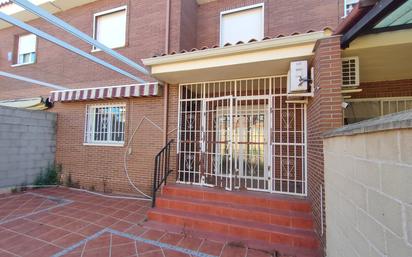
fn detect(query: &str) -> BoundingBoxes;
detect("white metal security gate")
[177,76,307,196]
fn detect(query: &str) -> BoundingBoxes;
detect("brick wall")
[0,0,169,100]
[196,0,343,48]
[324,114,412,257]
[53,96,166,196]
[352,79,412,99]
[0,106,56,188]
[307,36,343,253]
[0,0,345,101]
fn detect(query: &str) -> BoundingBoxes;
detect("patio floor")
[0,188,274,257]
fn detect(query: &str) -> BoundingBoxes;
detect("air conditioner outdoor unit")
[287,60,308,93]
[342,57,360,87]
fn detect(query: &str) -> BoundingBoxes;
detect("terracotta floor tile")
[38,228,71,242]
[246,248,273,257]
[141,229,166,241]
[198,239,225,256]
[0,249,17,257]
[135,242,161,254]
[109,220,135,232]
[84,234,111,251]
[53,233,85,248]
[111,234,134,246]
[22,243,63,257]
[220,244,248,257]
[82,247,110,257]
[159,232,184,245]
[111,242,137,256]
[77,224,104,237]
[139,249,164,257]
[177,236,203,251]
[7,237,46,256]
[125,225,147,237]
[162,249,191,257]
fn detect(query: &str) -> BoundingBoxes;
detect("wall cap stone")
[323,109,412,138]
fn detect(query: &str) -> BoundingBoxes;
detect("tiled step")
[157,196,314,230]
[144,221,322,257]
[163,184,311,213]
[147,207,319,249]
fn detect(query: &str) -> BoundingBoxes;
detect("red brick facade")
[353,79,412,99]
[307,36,343,252]
[0,1,353,254]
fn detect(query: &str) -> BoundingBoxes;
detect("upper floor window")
[220,4,264,46]
[84,104,126,145]
[344,0,359,16]
[93,6,127,50]
[17,34,37,65]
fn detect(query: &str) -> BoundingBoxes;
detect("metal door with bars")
[177,76,307,196]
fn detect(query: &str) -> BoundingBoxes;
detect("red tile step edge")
[163,184,311,213]
[147,207,319,250]
[144,221,322,257]
[156,196,314,230]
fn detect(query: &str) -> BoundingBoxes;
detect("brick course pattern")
[353,79,412,99]
[0,0,345,100]
[307,36,344,254]
[53,96,164,196]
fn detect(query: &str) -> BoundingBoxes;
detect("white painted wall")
[324,128,412,257]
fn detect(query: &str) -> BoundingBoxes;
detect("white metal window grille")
[220,4,264,46]
[84,104,126,145]
[177,76,307,196]
[342,57,359,87]
[17,34,37,65]
[345,97,412,124]
[93,6,127,50]
[344,0,359,16]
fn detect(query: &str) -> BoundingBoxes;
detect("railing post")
[152,140,174,208]
[152,155,158,208]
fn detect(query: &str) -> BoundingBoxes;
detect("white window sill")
[91,45,126,53]
[11,62,35,67]
[83,142,125,147]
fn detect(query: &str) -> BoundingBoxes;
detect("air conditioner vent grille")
[342,57,359,87]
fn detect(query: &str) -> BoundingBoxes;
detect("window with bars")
[84,104,126,145]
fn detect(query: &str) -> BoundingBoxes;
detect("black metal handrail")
[152,139,174,207]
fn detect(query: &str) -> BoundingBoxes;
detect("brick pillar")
[307,36,343,254]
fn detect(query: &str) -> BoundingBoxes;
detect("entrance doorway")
[177,76,307,196]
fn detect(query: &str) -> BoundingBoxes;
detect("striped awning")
[50,83,161,102]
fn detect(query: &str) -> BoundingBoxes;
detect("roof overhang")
[343,28,412,82]
[0,0,98,30]
[340,0,410,48]
[142,31,331,84]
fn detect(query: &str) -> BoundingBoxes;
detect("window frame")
[83,103,127,147]
[344,0,359,17]
[219,3,265,47]
[92,5,128,52]
[12,33,37,67]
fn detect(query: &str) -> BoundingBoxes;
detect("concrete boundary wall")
[0,106,56,188]
[324,110,412,257]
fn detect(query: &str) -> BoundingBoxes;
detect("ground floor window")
[344,97,412,124]
[84,103,126,145]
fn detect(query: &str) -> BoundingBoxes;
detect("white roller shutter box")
[95,8,127,49]
[221,5,263,46]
